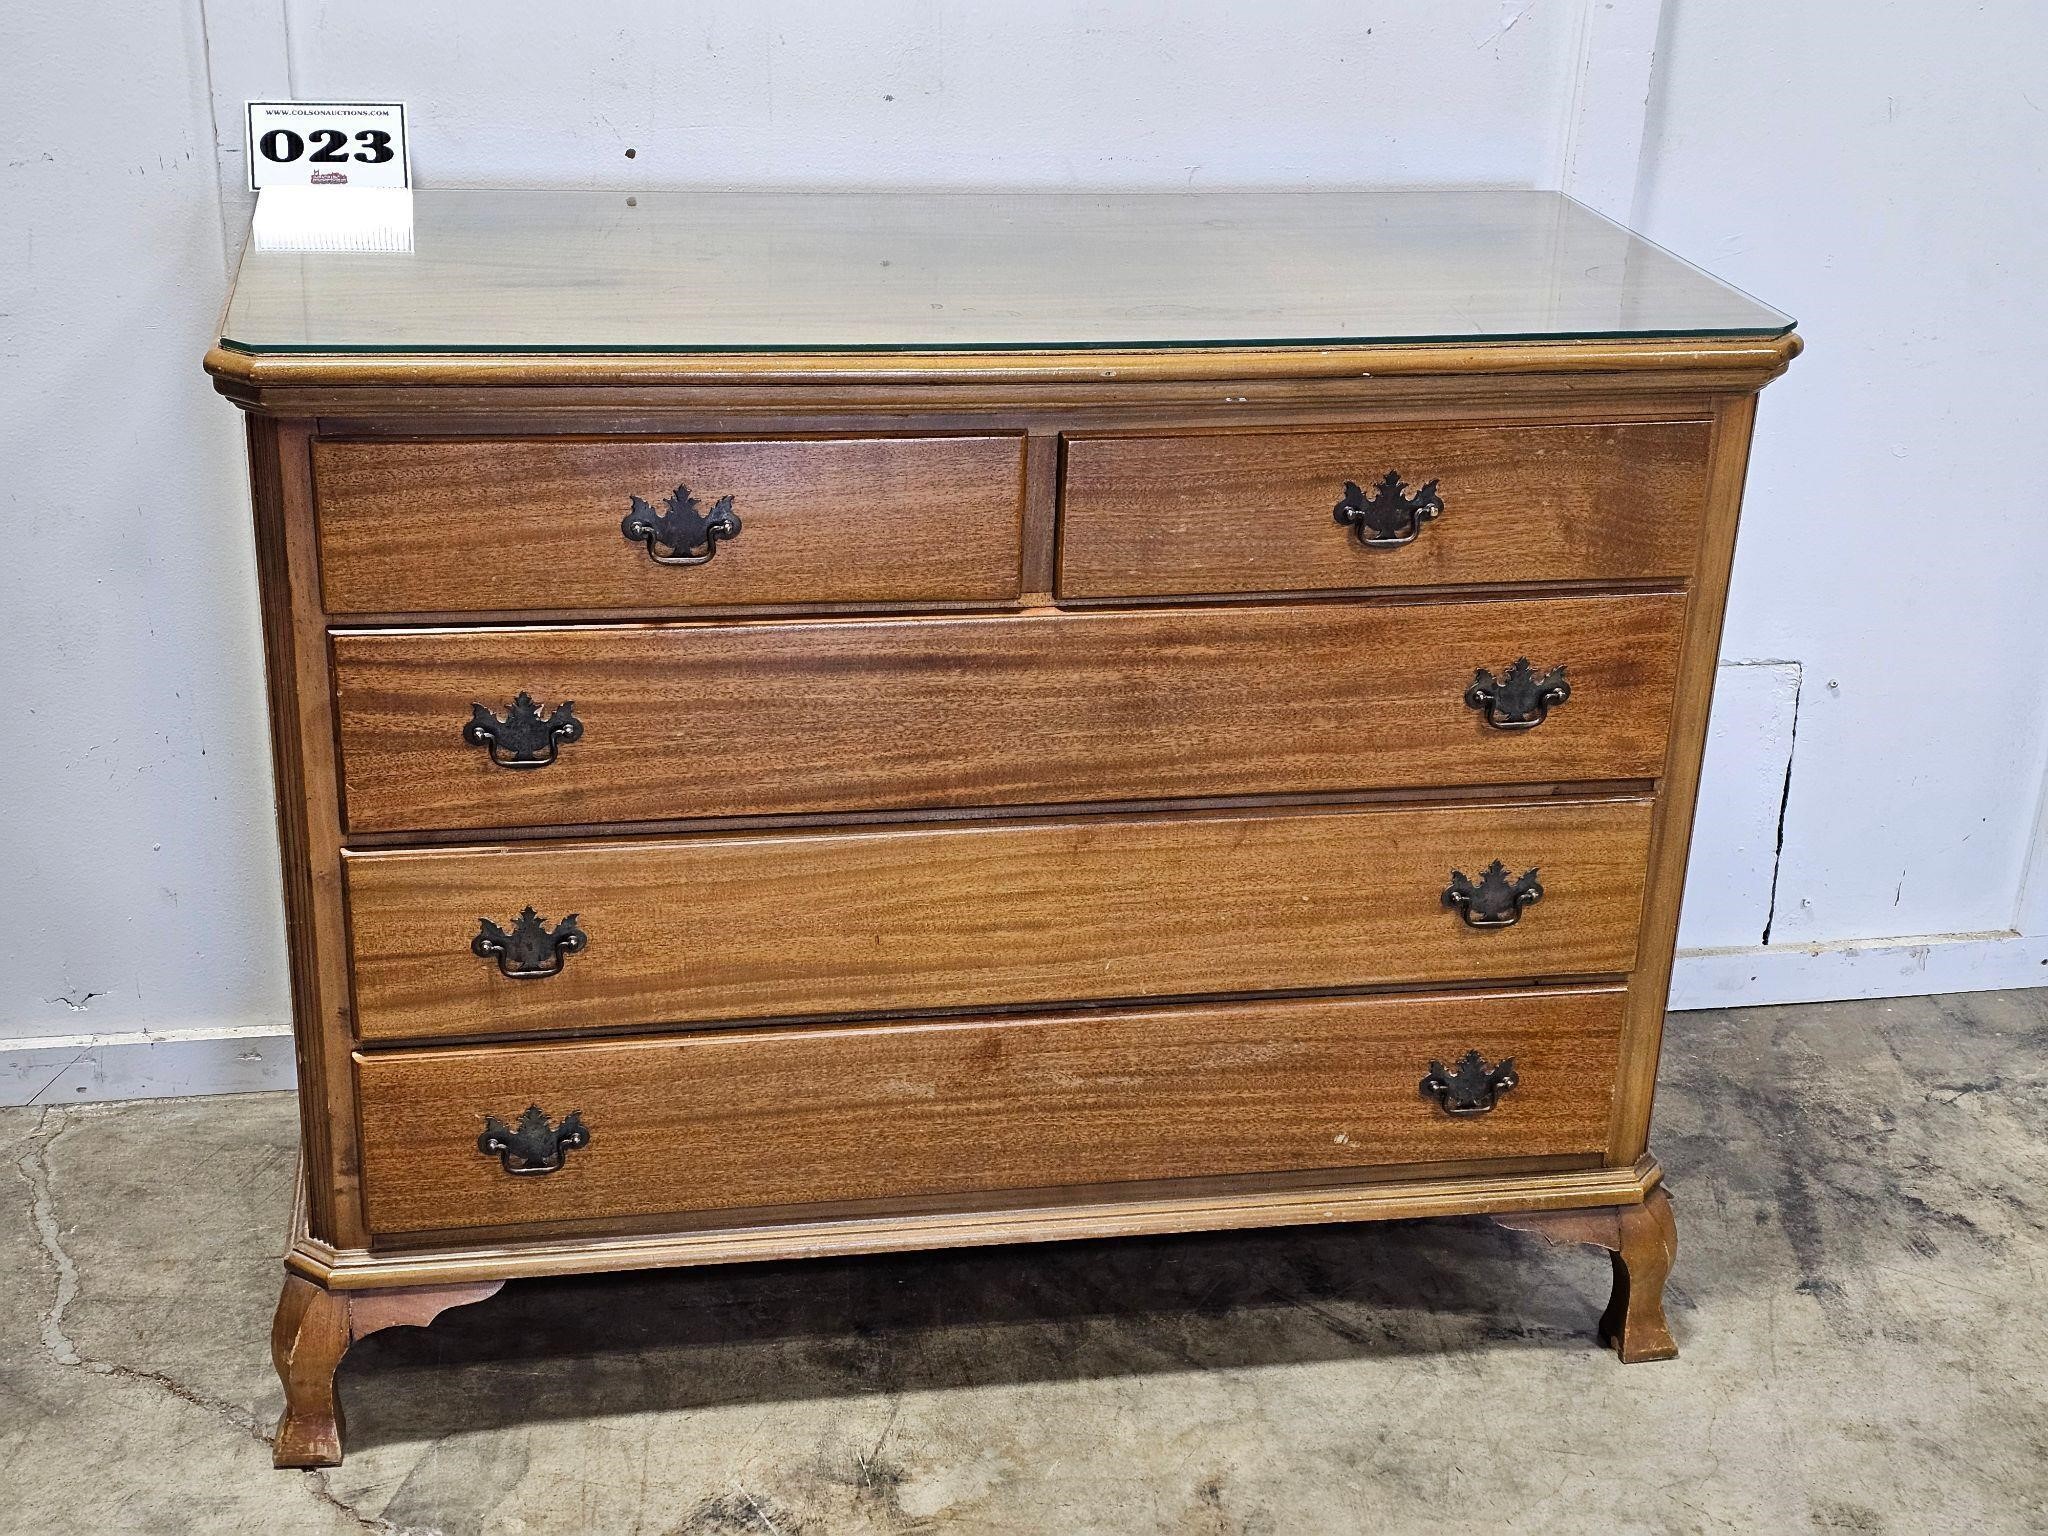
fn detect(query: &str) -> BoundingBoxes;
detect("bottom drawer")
[355,986,1626,1236]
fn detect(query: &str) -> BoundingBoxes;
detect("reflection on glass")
[220,189,1792,355]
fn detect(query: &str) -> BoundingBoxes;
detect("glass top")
[219,188,1791,355]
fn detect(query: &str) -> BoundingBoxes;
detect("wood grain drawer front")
[1057,421,1712,597]
[332,594,1685,833]
[343,798,1652,1042]
[354,986,1628,1235]
[311,436,1026,614]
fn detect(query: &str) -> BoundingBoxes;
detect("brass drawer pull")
[1333,470,1443,548]
[1443,861,1543,929]
[1420,1050,1519,1116]
[478,1105,590,1175]
[472,906,587,979]
[1466,659,1571,731]
[621,483,742,566]
[463,692,583,769]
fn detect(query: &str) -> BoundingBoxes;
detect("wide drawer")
[311,435,1026,614]
[354,986,1628,1235]
[343,798,1653,1042]
[1057,420,1711,597]
[332,594,1686,833]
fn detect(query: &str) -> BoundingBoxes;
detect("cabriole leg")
[271,1273,350,1468]
[270,1271,505,1467]
[1495,1184,1679,1362]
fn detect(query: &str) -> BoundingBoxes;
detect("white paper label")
[245,102,409,190]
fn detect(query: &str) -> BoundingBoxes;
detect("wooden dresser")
[206,189,1797,1466]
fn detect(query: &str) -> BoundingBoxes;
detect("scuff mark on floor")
[678,1486,809,1534]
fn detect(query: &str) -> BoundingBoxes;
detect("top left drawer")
[310,436,1027,615]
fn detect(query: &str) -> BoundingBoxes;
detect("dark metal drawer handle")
[472,907,587,979]
[1466,659,1571,731]
[1420,1050,1519,1116]
[1333,470,1443,548]
[463,693,583,769]
[621,483,741,566]
[1443,861,1543,929]
[478,1105,589,1176]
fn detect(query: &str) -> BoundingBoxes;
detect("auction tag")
[245,102,409,190]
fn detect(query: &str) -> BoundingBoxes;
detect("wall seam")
[280,0,298,95]
[193,0,235,274]
[1553,0,1666,218]
[1552,0,1599,193]
[1628,0,1683,227]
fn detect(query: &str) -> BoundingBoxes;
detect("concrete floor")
[3,992,2044,1535]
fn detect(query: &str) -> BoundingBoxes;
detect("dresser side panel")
[246,416,367,1247]
[1611,392,1762,1163]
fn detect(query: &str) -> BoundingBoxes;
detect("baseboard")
[6,932,2045,1104]
[1669,929,2048,1009]
[0,1023,296,1107]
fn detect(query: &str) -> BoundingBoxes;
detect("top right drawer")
[1057,420,1712,598]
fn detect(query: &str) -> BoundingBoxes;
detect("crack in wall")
[1759,665,1806,946]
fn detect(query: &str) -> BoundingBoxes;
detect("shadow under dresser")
[204,187,1799,1466]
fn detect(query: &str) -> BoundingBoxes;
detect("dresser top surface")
[217,188,1790,357]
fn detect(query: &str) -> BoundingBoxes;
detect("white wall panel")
[7,0,2048,1098]
[278,0,1579,189]
[1,0,290,1050]
[1636,0,2048,946]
